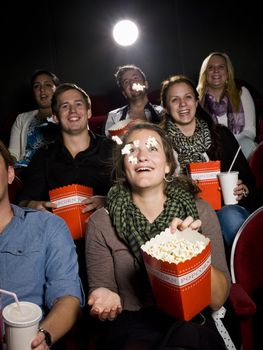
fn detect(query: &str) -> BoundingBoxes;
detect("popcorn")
[133,140,140,148]
[121,143,133,155]
[145,136,158,149]
[141,227,209,264]
[112,135,123,145]
[121,140,140,155]
[144,237,206,264]
[132,83,145,92]
[128,155,138,164]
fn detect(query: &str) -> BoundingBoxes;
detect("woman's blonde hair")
[197,52,241,112]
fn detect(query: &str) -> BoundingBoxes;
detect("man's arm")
[17,147,50,206]
[31,214,84,349]
[31,296,81,348]
[19,200,57,211]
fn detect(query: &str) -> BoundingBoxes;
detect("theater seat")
[89,115,107,135]
[249,141,263,189]
[229,206,263,350]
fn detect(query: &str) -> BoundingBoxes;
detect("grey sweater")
[85,199,231,311]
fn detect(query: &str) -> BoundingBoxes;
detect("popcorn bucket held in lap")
[49,184,93,240]
[141,228,211,321]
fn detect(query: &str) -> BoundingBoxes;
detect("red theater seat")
[229,206,263,350]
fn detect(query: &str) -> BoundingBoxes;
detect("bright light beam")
[113,20,139,46]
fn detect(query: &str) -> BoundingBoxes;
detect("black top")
[208,125,257,211]
[18,131,114,202]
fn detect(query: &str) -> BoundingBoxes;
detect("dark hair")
[160,75,223,160]
[114,64,146,88]
[112,122,199,195]
[31,69,60,88]
[51,83,91,116]
[0,140,15,169]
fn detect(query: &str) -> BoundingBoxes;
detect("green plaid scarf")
[107,182,199,262]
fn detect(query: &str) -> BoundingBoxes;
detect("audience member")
[104,64,163,135]
[0,140,83,349]
[8,69,60,171]
[18,83,113,211]
[160,75,257,247]
[86,123,231,350]
[197,52,257,159]
[17,83,114,293]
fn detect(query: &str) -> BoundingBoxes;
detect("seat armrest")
[228,283,256,316]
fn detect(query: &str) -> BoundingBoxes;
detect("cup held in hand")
[3,301,42,350]
[218,171,239,205]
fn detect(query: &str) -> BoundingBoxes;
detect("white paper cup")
[3,301,42,350]
[218,171,239,205]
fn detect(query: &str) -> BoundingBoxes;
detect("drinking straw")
[0,289,21,311]
[228,145,241,172]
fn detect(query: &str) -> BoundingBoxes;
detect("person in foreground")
[0,140,83,349]
[160,75,257,247]
[85,123,231,349]
[104,64,163,135]
[197,52,257,159]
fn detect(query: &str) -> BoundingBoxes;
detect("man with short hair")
[0,140,83,349]
[17,83,114,294]
[104,64,163,136]
[18,83,113,211]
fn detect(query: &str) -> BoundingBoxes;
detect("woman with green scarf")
[85,123,231,349]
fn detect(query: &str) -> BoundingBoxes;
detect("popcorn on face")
[145,136,158,149]
[122,140,140,163]
[132,83,145,92]
[121,140,140,155]
[128,155,138,164]
[121,143,133,155]
[112,135,123,145]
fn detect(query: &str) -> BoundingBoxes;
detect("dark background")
[1,0,263,141]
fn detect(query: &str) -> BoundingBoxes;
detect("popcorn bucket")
[49,184,93,240]
[141,229,211,321]
[108,119,131,136]
[187,161,221,210]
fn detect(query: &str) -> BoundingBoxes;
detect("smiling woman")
[85,122,232,349]
[8,69,60,170]
[112,19,139,46]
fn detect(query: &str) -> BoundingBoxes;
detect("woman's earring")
[164,173,174,183]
